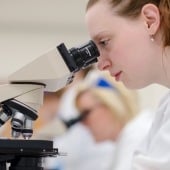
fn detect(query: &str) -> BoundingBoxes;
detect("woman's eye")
[99,40,109,46]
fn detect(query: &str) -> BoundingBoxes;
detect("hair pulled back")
[86,0,170,46]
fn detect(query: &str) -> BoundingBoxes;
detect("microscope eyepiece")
[69,40,100,69]
[57,40,100,72]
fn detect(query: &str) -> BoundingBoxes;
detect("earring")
[150,35,155,42]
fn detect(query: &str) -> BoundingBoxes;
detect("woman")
[85,0,170,169]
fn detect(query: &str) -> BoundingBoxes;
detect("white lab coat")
[132,92,170,170]
[113,110,153,170]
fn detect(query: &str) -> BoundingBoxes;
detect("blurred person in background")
[45,70,139,170]
[75,70,138,143]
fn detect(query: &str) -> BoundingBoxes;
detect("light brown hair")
[86,0,170,46]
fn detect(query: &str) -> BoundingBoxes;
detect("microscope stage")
[0,139,58,157]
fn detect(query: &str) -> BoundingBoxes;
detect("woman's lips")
[113,71,122,81]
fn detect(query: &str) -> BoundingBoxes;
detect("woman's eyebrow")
[92,31,110,41]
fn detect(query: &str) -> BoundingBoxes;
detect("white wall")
[0,0,89,60]
[0,0,168,112]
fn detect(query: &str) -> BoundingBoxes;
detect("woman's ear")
[141,3,161,35]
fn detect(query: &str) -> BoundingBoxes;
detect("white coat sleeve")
[132,92,170,170]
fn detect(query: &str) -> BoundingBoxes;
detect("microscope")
[0,40,99,170]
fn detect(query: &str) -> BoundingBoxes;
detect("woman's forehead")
[85,1,116,38]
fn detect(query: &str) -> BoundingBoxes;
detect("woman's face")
[77,90,123,142]
[85,1,163,89]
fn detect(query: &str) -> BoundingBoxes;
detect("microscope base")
[0,139,58,170]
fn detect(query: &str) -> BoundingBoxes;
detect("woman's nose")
[97,57,111,71]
